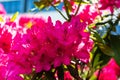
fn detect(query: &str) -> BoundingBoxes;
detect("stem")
[86,46,99,80]
[96,3,103,20]
[51,4,68,21]
[74,0,82,16]
[57,65,64,80]
[63,0,71,21]
[75,59,83,80]
[48,0,68,21]
[80,62,85,75]
[97,69,102,80]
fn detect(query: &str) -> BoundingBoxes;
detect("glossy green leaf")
[99,51,111,67]
[92,47,111,68]
[110,34,120,65]
[90,75,97,80]
[64,0,73,12]
[97,43,114,56]
[92,53,101,68]
[90,30,104,43]
[73,0,88,4]
[91,30,114,56]
[34,0,53,10]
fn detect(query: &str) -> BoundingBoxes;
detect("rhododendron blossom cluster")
[0,0,120,80]
[97,59,120,80]
[0,15,92,79]
[99,0,120,13]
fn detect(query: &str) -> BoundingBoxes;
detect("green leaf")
[99,51,111,67]
[90,29,114,56]
[92,47,111,68]
[73,0,88,4]
[34,0,53,10]
[10,12,19,22]
[110,34,120,65]
[64,0,73,12]
[92,53,101,68]
[97,43,114,56]
[90,30,104,43]
[89,75,97,80]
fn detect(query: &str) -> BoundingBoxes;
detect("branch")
[74,0,82,16]
[63,0,71,21]
[48,0,68,21]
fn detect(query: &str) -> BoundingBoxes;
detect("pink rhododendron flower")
[99,0,120,13]
[0,18,25,79]
[69,16,93,63]
[9,32,33,74]
[53,15,93,65]
[79,5,98,24]
[6,75,24,80]
[12,17,53,72]
[0,48,8,80]
[0,14,36,79]
[96,58,120,80]
[0,28,12,53]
